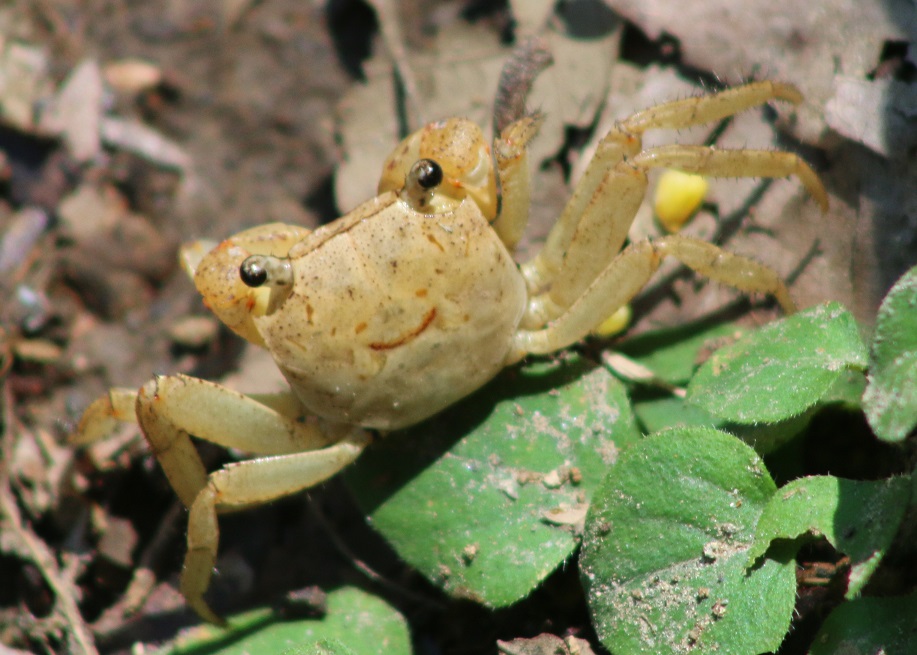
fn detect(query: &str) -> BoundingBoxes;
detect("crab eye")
[240,258,267,287]
[413,159,443,189]
[240,255,292,288]
[401,159,444,210]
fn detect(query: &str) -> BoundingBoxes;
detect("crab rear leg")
[76,376,348,506]
[522,141,827,328]
[619,80,804,133]
[135,375,357,504]
[512,233,795,359]
[73,388,141,445]
[632,146,828,211]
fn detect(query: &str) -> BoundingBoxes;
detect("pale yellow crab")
[74,80,828,624]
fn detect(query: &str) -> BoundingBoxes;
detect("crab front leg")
[512,233,796,359]
[75,376,371,625]
[519,81,828,311]
[181,429,370,625]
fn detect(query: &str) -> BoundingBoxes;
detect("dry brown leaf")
[498,634,598,655]
[0,37,53,131]
[600,0,911,144]
[39,59,104,161]
[99,116,191,171]
[825,76,917,160]
[103,58,163,95]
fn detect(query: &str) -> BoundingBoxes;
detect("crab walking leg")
[183,434,370,625]
[134,374,348,508]
[521,130,641,294]
[511,234,794,359]
[522,145,827,328]
[619,81,803,133]
[520,81,812,293]
[520,162,648,328]
[632,146,829,212]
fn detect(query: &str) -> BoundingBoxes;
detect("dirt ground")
[1,1,915,653]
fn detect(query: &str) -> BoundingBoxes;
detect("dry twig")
[0,382,98,655]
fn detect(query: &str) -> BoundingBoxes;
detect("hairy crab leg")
[520,143,827,329]
[511,233,796,360]
[519,81,824,299]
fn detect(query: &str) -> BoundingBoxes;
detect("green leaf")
[617,319,747,386]
[346,354,640,607]
[748,475,911,596]
[298,640,357,655]
[580,428,795,655]
[632,393,722,434]
[863,265,917,441]
[820,368,867,409]
[167,587,411,655]
[686,302,868,423]
[808,591,917,655]
[632,393,812,454]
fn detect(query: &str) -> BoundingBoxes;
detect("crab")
[74,80,828,624]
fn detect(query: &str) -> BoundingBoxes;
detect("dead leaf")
[825,75,917,160]
[498,634,598,655]
[600,0,911,144]
[0,37,53,131]
[103,58,163,95]
[99,116,191,171]
[39,59,104,161]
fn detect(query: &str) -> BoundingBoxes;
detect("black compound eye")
[240,257,268,287]
[414,159,443,189]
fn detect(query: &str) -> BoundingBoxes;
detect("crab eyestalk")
[182,223,310,348]
[240,254,294,289]
[378,117,498,219]
[239,254,295,316]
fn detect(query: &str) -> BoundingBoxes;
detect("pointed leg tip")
[189,597,228,628]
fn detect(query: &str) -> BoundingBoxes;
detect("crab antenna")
[240,255,293,288]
